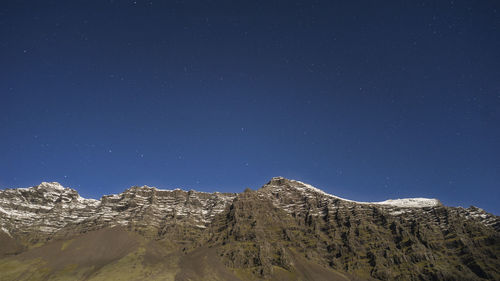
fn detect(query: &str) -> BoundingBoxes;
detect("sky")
[1,0,499,214]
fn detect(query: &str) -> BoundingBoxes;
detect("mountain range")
[0,177,498,281]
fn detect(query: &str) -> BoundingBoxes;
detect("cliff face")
[0,182,235,243]
[0,178,498,281]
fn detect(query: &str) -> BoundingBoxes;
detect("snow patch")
[1,227,11,237]
[290,179,359,203]
[0,206,12,216]
[389,210,406,216]
[372,198,440,208]
[39,182,66,191]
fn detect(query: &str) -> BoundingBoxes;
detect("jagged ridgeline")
[0,178,499,281]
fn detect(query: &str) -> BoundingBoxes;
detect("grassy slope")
[0,227,178,281]
[0,225,357,281]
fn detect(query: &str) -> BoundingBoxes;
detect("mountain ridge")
[1,177,443,209]
[0,177,499,280]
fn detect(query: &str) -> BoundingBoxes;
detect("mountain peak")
[1,179,499,280]
[265,177,442,208]
[267,176,291,185]
[37,182,66,191]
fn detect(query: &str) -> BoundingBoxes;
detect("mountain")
[0,177,498,281]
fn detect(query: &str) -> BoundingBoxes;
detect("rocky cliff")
[0,178,498,280]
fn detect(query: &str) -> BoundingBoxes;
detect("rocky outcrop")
[0,182,235,244]
[251,178,500,280]
[0,178,498,280]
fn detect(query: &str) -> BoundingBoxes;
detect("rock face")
[0,182,235,244]
[0,178,499,281]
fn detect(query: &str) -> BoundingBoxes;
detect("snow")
[1,227,11,237]
[286,178,440,208]
[76,196,100,207]
[0,206,38,219]
[290,179,359,203]
[0,179,445,238]
[389,210,405,216]
[39,182,66,191]
[38,226,57,233]
[372,198,440,208]
[0,206,11,216]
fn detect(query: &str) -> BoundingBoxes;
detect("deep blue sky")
[1,1,499,214]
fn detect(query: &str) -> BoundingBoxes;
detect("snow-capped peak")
[38,182,66,191]
[278,178,440,208]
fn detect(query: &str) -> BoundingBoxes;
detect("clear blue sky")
[1,1,499,214]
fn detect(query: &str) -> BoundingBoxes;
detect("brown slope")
[21,226,139,270]
[175,247,243,281]
[0,231,24,257]
[0,226,179,281]
[202,188,372,281]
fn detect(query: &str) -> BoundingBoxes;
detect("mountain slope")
[0,178,498,280]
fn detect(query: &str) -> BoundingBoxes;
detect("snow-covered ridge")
[0,182,237,236]
[0,179,497,238]
[372,198,440,208]
[282,178,440,208]
[9,182,100,205]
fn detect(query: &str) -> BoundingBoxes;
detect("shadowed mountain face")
[0,178,499,281]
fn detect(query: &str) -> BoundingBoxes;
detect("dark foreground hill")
[0,177,499,281]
